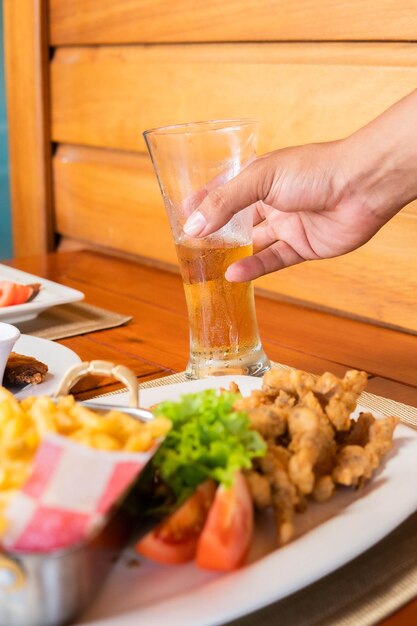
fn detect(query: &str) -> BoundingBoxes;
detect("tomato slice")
[135,480,216,565]
[196,472,253,571]
[0,281,33,307]
[0,282,17,307]
[11,283,33,305]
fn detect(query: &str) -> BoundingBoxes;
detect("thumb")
[183,159,267,237]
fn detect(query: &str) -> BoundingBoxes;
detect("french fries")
[0,387,171,535]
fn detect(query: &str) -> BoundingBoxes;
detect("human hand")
[183,142,378,281]
[183,91,417,282]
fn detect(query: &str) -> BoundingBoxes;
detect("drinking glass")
[144,119,270,378]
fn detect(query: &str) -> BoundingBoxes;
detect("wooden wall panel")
[4,0,54,256]
[7,1,417,333]
[51,44,417,153]
[49,0,417,44]
[53,145,174,262]
[53,144,417,333]
[257,212,417,333]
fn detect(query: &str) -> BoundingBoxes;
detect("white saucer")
[0,264,84,323]
[7,334,81,399]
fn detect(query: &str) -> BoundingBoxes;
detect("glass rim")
[143,118,259,137]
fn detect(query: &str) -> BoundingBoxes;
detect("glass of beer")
[144,119,270,379]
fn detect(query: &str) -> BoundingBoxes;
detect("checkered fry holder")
[2,434,157,553]
[1,360,159,554]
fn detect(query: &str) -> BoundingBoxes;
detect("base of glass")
[185,344,271,379]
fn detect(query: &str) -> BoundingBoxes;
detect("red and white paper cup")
[2,434,158,553]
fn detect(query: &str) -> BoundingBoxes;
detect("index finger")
[183,159,267,237]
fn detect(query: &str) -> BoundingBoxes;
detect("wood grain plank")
[7,251,417,386]
[53,145,417,333]
[366,378,417,408]
[256,211,417,333]
[380,599,417,626]
[53,145,173,263]
[55,334,167,395]
[56,334,166,375]
[257,295,417,387]
[3,0,54,256]
[51,43,417,153]
[49,0,417,44]
[72,370,175,401]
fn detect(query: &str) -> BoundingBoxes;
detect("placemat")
[138,363,417,431]
[135,364,417,626]
[16,302,132,340]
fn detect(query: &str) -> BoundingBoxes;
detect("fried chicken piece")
[259,443,292,473]
[337,412,376,447]
[314,370,368,431]
[287,404,336,495]
[220,381,241,395]
[257,445,302,545]
[262,368,315,399]
[274,390,296,409]
[233,389,272,412]
[4,352,48,386]
[332,445,373,486]
[243,367,399,547]
[344,369,369,395]
[332,416,398,487]
[365,416,399,470]
[299,389,328,418]
[245,470,272,508]
[313,475,335,502]
[276,517,295,546]
[247,404,288,440]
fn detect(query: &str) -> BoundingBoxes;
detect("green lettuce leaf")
[152,389,266,502]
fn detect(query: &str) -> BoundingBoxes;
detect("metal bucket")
[0,360,155,626]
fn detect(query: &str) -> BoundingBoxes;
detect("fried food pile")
[235,368,398,545]
[0,388,171,534]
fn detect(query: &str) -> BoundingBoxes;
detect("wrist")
[336,92,417,224]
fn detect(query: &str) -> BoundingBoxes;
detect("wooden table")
[7,249,417,625]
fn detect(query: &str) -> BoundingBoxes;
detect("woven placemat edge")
[94,361,417,428]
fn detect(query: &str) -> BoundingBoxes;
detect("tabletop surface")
[6,249,417,626]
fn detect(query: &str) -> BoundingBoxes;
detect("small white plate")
[79,376,417,626]
[7,334,81,399]
[0,264,84,323]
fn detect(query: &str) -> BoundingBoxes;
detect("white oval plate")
[78,376,417,626]
[0,264,84,323]
[8,334,81,398]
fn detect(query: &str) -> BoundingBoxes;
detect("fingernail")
[183,211,207,237]
[225,265,239,282]
[225,267,235,282]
